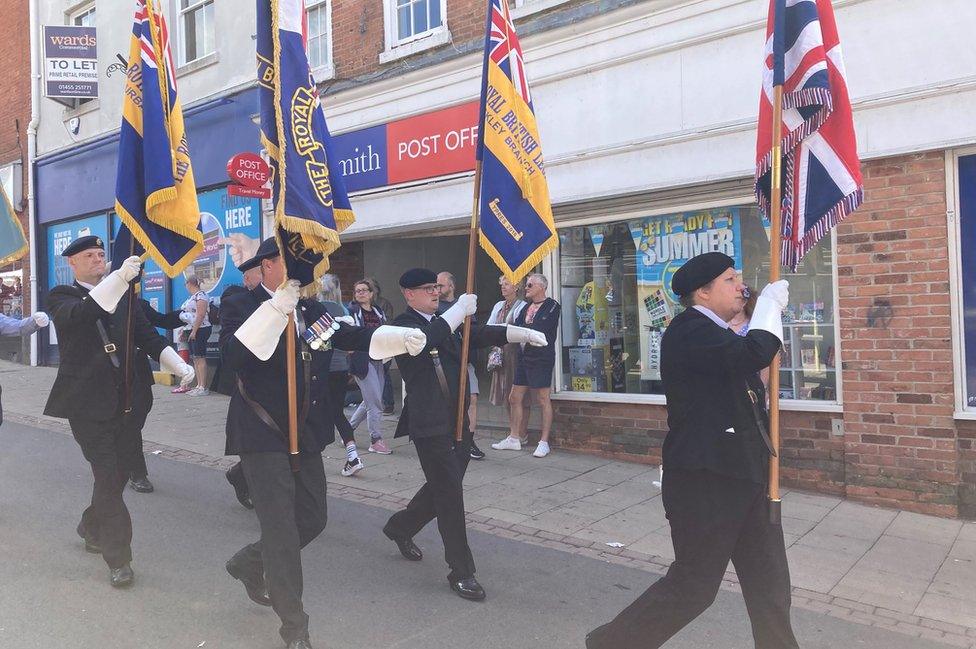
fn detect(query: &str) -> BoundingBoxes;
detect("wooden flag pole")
[454,160,484,443]
[286,311,300,472]
[767,83,785,524]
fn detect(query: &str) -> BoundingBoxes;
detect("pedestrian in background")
[486,275,526,443]
[348,278,391,454]
[492,273,559,458]
[174,276,211,396]
[368,277,397,415]
[319,274,365,476]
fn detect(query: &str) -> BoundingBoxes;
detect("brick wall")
[837,151,958,517]
[0,0,31,314]
[551,151,976,519]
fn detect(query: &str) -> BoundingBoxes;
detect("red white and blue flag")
[756,0,862,271]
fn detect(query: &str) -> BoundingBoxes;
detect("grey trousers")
[228,452,328,645]
[350,361,385,441]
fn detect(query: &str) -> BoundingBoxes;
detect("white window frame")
[69,2,97,27]
[178,0,215,66]
[305,0,335,81]
[946,146,976,419]
[379,0,451,65]
[544,195,844,413]
[511,0,571,20]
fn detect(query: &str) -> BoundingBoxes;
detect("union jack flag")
[488,0,530,105]
[755,0,862,271]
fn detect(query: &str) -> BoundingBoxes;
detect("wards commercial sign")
[331,101,479,193]
[44,26,98,100]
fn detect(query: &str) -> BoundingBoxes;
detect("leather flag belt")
[430,349,451,401]
[95,320,121,369]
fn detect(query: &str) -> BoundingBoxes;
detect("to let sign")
[227,152,272,199]
[43,26,98,100]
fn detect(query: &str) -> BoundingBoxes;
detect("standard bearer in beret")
[44,238,195,588]
[381,267,548,601]
[587,254,800,649]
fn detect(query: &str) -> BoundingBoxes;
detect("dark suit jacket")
[140,299,185,330]
[392,307,507,440]
[514,297,560,368]
[219,286,373,455]
[660,307,781,484]
[44,282,169,421]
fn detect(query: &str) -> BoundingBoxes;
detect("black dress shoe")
[129,476,154,493]
[382,524,423,561]
[469,442,486,460]
[448,575,486,601]
[110,564,134,588]
[226,469,254,509]
[225,560,271,606]
[287,639,313,649]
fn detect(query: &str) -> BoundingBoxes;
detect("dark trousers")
[385,434,475,578]
[586,468,799,649]
[228,452,328,645]
[328,371,355,446]
[70,408,148,569]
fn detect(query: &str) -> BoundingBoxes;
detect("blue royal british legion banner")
[257,0,354,294]
[115,0,202,277]
[476,0,556,283]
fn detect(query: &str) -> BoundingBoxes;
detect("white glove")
[335,315,355,326]
[88,257,141,313]
[32,312,50,328]
[369,325,428,360]
[441,293,477,332]
[270,279,300,316]
[507,325,547,347]
[117,255,142,282]
[234,301,289,361]
[179,311,194,324]
[749,280,790,344]
[759,280,789,311]
[159,346,195,387]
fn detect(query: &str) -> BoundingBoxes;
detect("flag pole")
[454,160,483,443]
[767,83,784,525]
[122,236,136,414]
[286,309,300,472]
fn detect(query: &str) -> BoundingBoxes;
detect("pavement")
[2,359,975,648]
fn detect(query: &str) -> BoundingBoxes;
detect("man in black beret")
[587,253,799,649]
[218,240,427,649]
[44,235,195,588]
[380,268,547,600]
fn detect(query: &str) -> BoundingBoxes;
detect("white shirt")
[693,305,730,329]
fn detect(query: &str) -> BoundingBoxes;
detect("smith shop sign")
[43,26,98,100]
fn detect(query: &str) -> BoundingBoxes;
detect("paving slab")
[831,566,931,613]
[887,511,964,546]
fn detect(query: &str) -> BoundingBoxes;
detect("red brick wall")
[838,151,958,517]
[0,0,31,313]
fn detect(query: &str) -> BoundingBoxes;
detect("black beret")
[671,252,735,297]
[61,235,105,257]
[237,237,280,272]
[399,267,437,289]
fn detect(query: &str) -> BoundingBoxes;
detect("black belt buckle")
[104,343,117,354]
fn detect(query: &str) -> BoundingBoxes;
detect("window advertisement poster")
[170,186,262,310]
[47,215,109,291]
[958,154,976,407]
[628,207,742,380]
[43,26,98,100]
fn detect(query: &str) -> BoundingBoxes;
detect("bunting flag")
[476,0,556,283]
[755,0,863,271]
[115,0,202,277]
[257,0,355,294]
[0,184,28,267]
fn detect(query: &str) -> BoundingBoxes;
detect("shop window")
[305,0,333,75]
[955,152,976,411]
[180,0,215,64]
[556,204,837,401]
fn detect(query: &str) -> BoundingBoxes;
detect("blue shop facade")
[35,88,265,365]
